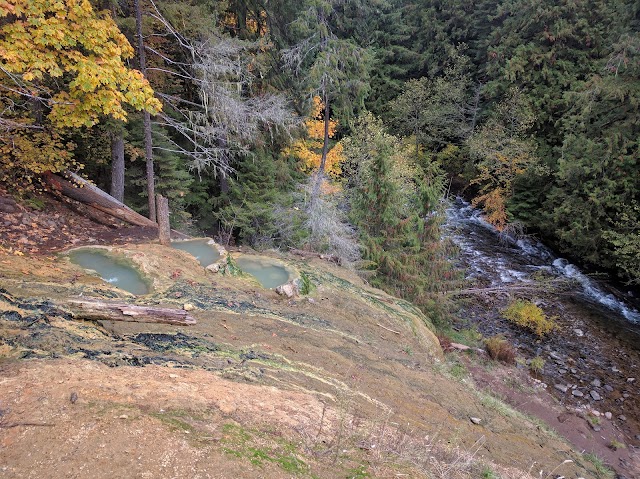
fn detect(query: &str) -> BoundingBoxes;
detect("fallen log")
[55,194,122,228]
[43,171,157,227]
[443,283,568,296]
[63,298,196,325]
[288,248,341,264]
[42,170,190,239]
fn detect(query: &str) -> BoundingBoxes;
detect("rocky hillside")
[0,226,607,479]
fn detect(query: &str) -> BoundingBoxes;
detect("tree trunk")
[236,1,248,39]
[135,0,156,222]
[219,134,230,194]
[319,93,330,175]
[144,111,156,222]
[311,93,331,206]
[64,298,196,325]
[156,194,170,245]
[110,129,125,202]
[63,199,122,228]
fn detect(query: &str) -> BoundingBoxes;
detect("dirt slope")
[0,236,605,479]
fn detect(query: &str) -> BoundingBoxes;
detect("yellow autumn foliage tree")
[467,88,536,231]
[285,96,344,179]
[0,0,161,180]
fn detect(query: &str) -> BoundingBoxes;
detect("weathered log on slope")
[289,248,341,264]
[64,298,196,325]
[42,170,191,239]
[54,193,122,228]
[43,171,157,228]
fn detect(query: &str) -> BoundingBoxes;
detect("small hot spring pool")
[67,249,149,295]
[236,256,290,289]
[171,239,221,267]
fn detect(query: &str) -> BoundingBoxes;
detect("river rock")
[604,412,612,420]
[558,368,567,374]
[469,417,482,425]
[206,263,221,273]
[627,377,636,383]
[571,368,577,374]
[573,329,584,337]
[589,390,602,401]
[618,415,627,421]
[604,384,613,392]
[572,390,584,397]
[612,366,620,373]
[554,384,569,393]
[549,351,562,361]
[276,282,298,298]
[590,378,601,387]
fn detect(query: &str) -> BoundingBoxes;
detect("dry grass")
[485,335,516,364]
[291,388,551,479]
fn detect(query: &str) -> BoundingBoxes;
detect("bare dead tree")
[299,176,361,266]
[145,0,297,179]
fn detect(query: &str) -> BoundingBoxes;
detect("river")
[445,197,640,447]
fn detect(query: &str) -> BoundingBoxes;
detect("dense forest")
[1,0,638,307]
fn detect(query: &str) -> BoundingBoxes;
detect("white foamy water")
[445,198,640,324]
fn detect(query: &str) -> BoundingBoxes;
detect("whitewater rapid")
[445,198,640,324]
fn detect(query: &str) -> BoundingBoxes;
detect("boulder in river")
[554,384,569,393]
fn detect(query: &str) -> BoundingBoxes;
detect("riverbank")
[446,198,640,477]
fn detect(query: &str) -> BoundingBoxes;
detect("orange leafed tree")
[285,96,344,179]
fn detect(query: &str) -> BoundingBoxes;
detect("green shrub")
[502,300,556,336]
[583,453,615,478]
[224,255,242,276]
[298,271,313,295]
[529,356,545,373]
[608,439,626,451]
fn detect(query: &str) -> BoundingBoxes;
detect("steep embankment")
[0,232,605,479]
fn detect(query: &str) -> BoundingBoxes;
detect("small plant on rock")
[588,415,601,426]
[480,466,499,479]
[502,300,556,336]
[485,335,516,364]
[529,356,545,373]
[608,439,626,451]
